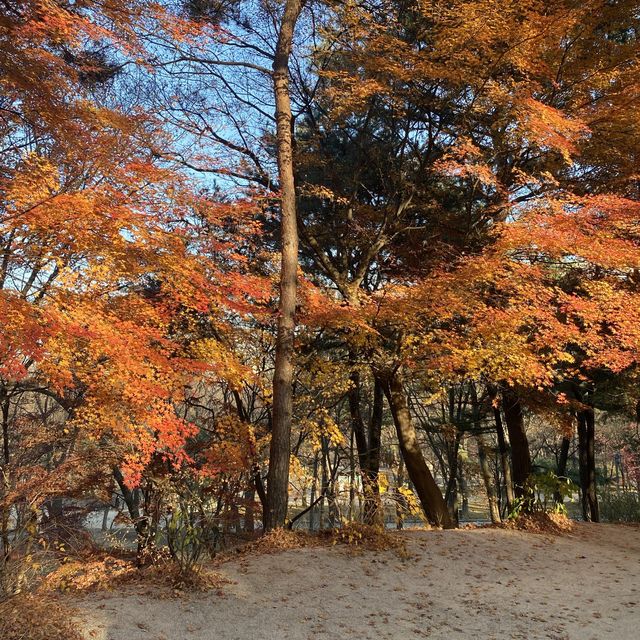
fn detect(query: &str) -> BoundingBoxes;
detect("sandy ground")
[75,523,640,640]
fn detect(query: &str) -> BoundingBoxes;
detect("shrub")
[166,502,209,575]
[508,471,578,519]
[599,491,640,523]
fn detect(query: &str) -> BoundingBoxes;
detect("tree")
[0,0,268,580]
[308,0,640,521]
[264,0,307,531]
[138,0,311,530]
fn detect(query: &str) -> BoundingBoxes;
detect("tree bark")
[244,488,255,533]
[1,390,10,568]
[380,370,454,529]
[501,387,532,500]
[113,467,151,566]
[309,450,319,531]
[395,455,406,529]
[554,435,571,504]
[577,409,599,522]
[264,0,305,531]
[348,425,355,521]
[459,464,469,519]
[477,435,501,523]
[101,503,110,531]
[492,396,515,512]
[319,438,328,529]
[349,369,384,525]
[1,391,8,467]
[444,435,460,526]
[327,441,339,527]
[367,378,383,522]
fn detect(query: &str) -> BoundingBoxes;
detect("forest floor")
[72,523,639,640]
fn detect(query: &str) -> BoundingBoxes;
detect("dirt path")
[76,523,640,640]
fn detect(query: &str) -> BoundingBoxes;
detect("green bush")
[599,491,640,523]
[508,471,578,519]
[165,503,207,575]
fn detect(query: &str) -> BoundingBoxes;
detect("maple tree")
[0,0,269,582]
[287,0,640,524]
[134,0,311,530]
[3,1,640,614]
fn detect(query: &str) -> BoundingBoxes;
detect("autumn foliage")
[2,0,640,609]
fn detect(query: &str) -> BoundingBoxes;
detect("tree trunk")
[477,435,501,523]
[348,370,374,516]
[444,436,460,526]
[459,462,469,519]
[493,401,515,512]
[264,0,305,531]
[554,435,571,504]
[367,378,383,523]
[244,487,255,533]
[1,391,10,569]
[327,443,339,527]
[395,455,406,529]
[101,503,110,531]
[43,497,66,542]
[501,387,532,500]
[1,391,8,468]
[584,408,598,522]
[319,438,328,529]
[231,389,267,518]
[113,467,151,566]
[349,369,383,525]
[309,451,319,531]
[380,370,454,529]
[577,409,599,522]
[348,425,355,521]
